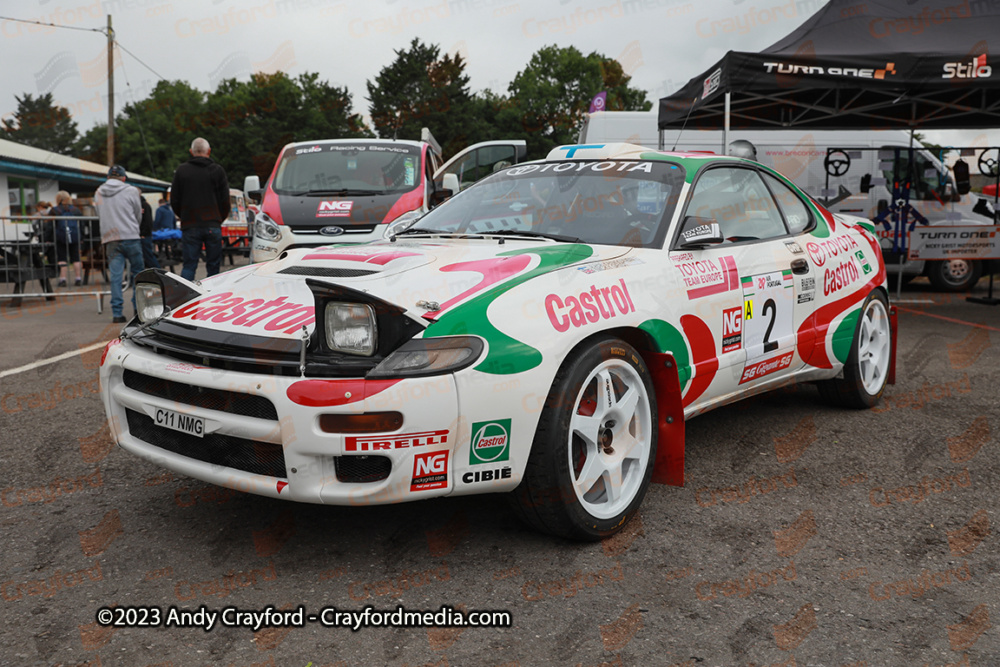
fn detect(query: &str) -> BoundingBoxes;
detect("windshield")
[410,160,686,248]
[272,143,422,196]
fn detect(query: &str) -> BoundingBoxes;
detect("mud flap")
[888,305,898,385]
[644,351,685,486]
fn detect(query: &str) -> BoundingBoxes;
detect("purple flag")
[588,91,607,113]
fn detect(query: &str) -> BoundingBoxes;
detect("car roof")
[286,138,425,150]
[545,142,750,164]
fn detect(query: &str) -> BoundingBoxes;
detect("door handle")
[791,258,809,275]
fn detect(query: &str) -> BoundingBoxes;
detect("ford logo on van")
[319,226,345,236]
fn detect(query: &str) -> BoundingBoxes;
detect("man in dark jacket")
[171,137,230,280]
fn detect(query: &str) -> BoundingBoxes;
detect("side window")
[685,168,787,244]
[443,145,517,190]
[761,172,812,234]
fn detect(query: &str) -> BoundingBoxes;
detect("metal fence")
[0,214,191,313]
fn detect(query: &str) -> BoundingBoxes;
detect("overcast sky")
[0,0,992,153]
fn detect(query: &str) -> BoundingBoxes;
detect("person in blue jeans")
[170,137,230,281]
[96,165,145,323]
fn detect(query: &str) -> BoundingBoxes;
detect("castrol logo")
[171,292,314,335]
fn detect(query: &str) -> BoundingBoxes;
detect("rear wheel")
[508,338,657,540]
[927,259,981,292]
[818,291,891,409]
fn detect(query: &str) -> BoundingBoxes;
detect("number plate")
[154,408,205,437]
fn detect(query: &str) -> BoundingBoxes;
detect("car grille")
[278,267,378,278]
[335,455,391,483]
[123,369,278,420]
[287,224,378,235]
[125,408,286,478]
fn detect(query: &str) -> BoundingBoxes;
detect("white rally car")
[99,143,896,540]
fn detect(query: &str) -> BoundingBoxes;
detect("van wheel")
[508,337,657,540]
[927,259,981,292]
[818,291,891,409]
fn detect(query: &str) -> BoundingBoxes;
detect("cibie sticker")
[470,419,511,465]
[411,451,449,492]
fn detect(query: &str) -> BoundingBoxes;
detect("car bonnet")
[165,240,632,340]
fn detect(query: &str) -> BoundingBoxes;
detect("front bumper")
[99,338,462,506]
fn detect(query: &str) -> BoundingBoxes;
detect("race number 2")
[741,271,794,365]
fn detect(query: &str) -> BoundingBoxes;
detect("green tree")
[505,45,651,159]
[112,80,206,180]
[77,74,370,185]
[205,72,371,183]
[366,38,481,158]
[74,122,108,165]
[2,92,79,154]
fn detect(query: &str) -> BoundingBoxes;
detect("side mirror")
[430,188,453,207]
[860,173,872,194]
[243,175,262,203]
[678,216,724,248]
[442,173,460,194]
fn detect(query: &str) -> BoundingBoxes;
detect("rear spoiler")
[421,128,443,158]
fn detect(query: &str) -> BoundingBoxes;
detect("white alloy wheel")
[567,359,653,520]
[857,297,891,395]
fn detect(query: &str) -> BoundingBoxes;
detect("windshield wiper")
[396,228,460,235]
[285,188,380,197]
[478,229,582,243]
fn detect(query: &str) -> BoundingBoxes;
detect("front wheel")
[818,291,891,409]
[508,337,657,540]
[927,259,981,292]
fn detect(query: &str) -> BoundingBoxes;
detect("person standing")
[50,191,84,286]
[171,137,230,281]
[96,165,145,323]
[153,197,176,230]
[137,190,160,269]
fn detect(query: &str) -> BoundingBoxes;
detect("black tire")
[926,259,981,292]
[817,290,891,409]
[507,337,657,540]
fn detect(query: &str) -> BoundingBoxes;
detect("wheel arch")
[548,325,687,487]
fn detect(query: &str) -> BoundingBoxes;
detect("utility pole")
[106,13,114,166]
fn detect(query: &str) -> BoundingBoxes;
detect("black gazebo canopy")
[658,0,1000,131]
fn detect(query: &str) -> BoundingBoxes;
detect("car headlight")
[384,210,422,238]
[325,302,377,356]
[367,337,484,378]
[135,283,164,323]
[255,216,281,241]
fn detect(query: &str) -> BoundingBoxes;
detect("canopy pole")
[723,92,731,155]
[894,129,917,302]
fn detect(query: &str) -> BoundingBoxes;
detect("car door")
[670,166,801,409]
[434,140,528,192]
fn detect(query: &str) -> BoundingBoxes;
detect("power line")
[114,39,168,83]
[0,15,104,34]
[116,42,158,179]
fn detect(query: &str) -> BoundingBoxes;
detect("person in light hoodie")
[96,165,145,323]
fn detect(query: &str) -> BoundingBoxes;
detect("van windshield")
[272,143,422,196]
[408,160,686,248]
[880,147,951,203]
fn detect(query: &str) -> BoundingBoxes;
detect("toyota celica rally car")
[100,143,896,540]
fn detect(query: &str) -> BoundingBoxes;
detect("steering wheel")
[978,149,1000,177]
[824,150,852,177]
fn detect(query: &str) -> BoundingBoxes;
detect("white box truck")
[578,111,996,291]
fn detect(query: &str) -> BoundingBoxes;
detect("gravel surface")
[0,278,997,666]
